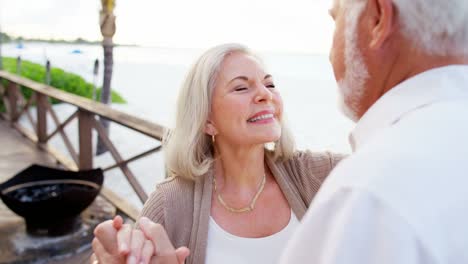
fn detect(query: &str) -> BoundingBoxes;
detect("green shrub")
[1,57,126,107]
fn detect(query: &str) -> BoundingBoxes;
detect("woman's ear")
[204,120,218,136]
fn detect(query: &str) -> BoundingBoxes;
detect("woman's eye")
[235,87,247,91]
[266,84,275,89]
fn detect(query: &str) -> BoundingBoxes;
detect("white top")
[280,65,468,264]
[205,210,299,264]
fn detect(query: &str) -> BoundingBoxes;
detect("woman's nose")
[254,84,273,103]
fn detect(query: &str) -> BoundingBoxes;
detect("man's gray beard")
[337,1,370,122]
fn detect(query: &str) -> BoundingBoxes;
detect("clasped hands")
[92,216,190,264]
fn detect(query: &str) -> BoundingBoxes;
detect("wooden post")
[0,79,4,96]
[36,93,48,143]
[92,59,99,100]
[7,82,19,123]
[16,56,21,75]
[6,56,23,123]
[45,60,51,85]
[0,25,3,70]
[78,109,93,170]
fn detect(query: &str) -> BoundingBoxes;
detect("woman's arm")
[285,150,348,205]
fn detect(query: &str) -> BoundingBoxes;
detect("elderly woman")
[92,43,345,264]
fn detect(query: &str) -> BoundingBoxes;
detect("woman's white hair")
[344,0,468,56]
[164,43,295,180]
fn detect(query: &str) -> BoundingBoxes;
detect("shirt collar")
[349,65,468,152]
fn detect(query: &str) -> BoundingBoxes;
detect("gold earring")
[212,134,215,143]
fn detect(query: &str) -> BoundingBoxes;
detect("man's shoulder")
[341,99,468,181]
[319,100,468,228]
[328,127,468,196]
[394,99,468,134]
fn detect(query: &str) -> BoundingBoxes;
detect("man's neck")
[385,52,468,97]
[358,49,468,119]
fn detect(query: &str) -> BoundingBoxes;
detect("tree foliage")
[1,57,126,108]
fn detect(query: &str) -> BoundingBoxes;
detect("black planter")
[0,164,103,236]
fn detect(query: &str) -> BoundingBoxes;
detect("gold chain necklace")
[213,173,266,213]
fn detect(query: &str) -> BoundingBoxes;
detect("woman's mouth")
[247,113,274,123]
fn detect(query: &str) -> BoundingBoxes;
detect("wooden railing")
[0,70,167,219]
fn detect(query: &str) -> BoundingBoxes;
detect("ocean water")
[3,42,354,208]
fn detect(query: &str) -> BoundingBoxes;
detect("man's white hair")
[344,0,468,56]
[338,0,369,122]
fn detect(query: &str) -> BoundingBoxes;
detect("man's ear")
[368,0,395,49]
[204,120,218,136]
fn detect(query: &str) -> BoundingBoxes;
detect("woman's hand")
[92,216,190,264]
[137,217,190,264]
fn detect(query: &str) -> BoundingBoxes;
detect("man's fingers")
[94,220,119,254]
[140,240,155,264]
[117,223,133,255]
[127,229,145,264]
[175,247,190,264]
[113,215,124,229]
[138,217,174,254]
[138,217,190,264]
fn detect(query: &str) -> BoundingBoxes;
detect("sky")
[0,0,334,53]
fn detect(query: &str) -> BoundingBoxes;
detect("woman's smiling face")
[208,52,283,147]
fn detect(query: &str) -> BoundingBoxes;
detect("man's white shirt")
[280,65,468,264]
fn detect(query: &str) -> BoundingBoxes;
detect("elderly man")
[280,0,468,263]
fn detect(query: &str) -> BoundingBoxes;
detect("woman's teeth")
[248,114,274,122]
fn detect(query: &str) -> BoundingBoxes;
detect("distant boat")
[16,43,25,49]
[71,49,83,54]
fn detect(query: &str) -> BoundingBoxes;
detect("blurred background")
[0,0,353,208]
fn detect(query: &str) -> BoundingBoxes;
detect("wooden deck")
[0,119,57,229]
[0,119,115,264]
[0,71,156,263]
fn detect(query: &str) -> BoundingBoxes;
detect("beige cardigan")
[139,151,344,264]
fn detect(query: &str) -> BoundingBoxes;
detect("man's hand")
[92,215,126,263]
[138,217,190,264]
[92,216,190,264]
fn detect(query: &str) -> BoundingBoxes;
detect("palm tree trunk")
[96,0,116,155]
[96,38,113,155]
